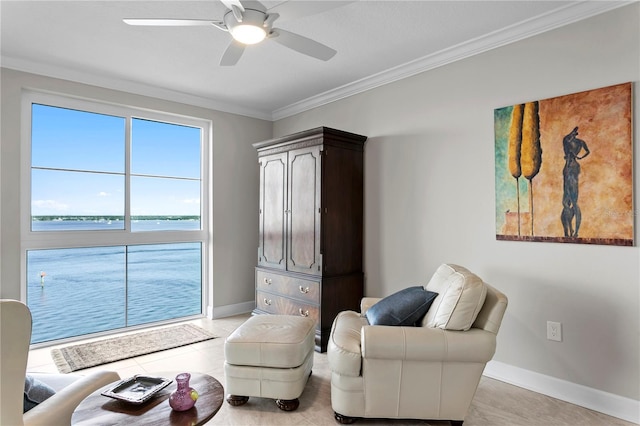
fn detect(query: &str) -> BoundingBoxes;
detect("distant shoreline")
[32,215,199,221]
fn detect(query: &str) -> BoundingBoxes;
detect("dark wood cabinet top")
[253,127,367,154]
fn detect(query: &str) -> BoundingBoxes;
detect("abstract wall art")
[494,82,633,246]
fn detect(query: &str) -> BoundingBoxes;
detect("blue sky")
[31,104,201,216]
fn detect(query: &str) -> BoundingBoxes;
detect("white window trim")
[20,90,213,329]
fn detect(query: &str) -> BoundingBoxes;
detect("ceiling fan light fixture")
[231,24,266,44]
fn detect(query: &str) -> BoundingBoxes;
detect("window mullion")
[125,115,132,232]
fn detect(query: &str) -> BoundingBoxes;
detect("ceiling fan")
[123,0,347,66]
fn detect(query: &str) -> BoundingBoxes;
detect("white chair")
[327,264,508,425]
[0,299,120,426]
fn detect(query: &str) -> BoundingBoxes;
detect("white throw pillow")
[421,264,487,331]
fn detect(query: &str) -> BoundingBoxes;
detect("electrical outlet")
[547,321,562,342]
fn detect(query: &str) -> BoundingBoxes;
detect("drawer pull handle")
[298,308,309,317]
[299,286,310,294]
[264,298,272,306]
[263,278,272,285]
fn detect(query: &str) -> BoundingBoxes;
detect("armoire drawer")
[256,269,320,304]
[256,291,320,323]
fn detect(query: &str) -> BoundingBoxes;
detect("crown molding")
[1,55,273,121]
[2,1,634,122]
[271,0,636,121]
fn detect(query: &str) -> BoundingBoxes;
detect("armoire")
[252,127,367,352]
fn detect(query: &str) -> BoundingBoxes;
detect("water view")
[27,218,202,344]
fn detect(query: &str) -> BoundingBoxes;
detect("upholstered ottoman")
[224,315,315,411]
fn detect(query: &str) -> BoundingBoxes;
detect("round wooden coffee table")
[71,371,223,426]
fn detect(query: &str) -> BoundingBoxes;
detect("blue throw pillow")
[365,286,438,326]
[24,375,56,413]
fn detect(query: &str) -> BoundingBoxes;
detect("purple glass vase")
[168,372,197,411]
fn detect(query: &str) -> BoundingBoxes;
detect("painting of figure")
[494,82,633,246]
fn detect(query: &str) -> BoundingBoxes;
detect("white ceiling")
[0,1,632,120]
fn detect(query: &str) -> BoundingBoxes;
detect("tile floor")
[27,314,635,426]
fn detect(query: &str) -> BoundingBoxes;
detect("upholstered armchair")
[327,264,508,425]
[0,299,120,426]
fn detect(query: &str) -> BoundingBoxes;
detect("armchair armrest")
[361,325,496,363]
[24,370,120,426]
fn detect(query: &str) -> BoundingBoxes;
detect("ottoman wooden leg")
[275,398,300,411]
[226,395,249,406]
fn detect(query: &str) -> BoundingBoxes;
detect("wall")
[0,69,270,314]
[1,4,638,421]
[275,3,640,418]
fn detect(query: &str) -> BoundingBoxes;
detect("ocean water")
[27,220,202,344]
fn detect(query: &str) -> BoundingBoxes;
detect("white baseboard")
[207,301,254,320]
[484,360,640,424]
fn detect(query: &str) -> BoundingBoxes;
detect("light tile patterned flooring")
[27,314,635,426]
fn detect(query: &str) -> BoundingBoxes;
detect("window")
[22,92,211,345]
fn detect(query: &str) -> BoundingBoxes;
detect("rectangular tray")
[101,375,172,404]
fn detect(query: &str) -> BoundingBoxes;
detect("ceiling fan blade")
[269,29,336,61]
[123,18,221,27]
[268,1,354,22]
[263,12,279,28]
[219,0,245,12]
[220,39,246,66]
[219,0,245,21]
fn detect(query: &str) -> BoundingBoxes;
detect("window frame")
[20,90,213,342]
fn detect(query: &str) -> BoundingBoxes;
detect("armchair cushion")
[365,286,438,326]
[422,264,487,331]
[23,375,55,412]
[360,297,382,315]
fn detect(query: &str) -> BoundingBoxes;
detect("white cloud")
[98,191,111,197]
[182,198,200,205]
[32,200,69,213]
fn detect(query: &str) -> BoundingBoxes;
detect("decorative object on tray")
[169,372,199,411]
[101,375,172,404]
